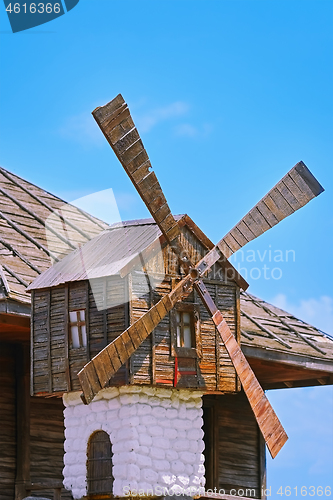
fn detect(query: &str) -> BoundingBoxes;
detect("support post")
[15,343,31,500]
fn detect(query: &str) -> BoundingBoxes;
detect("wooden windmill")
[77,94,324,460]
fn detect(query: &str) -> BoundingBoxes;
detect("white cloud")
[174,123,198,137]
[136,101,189,133]
[271,293,333,335]
[59,112,104,146]
[174,122,213,138]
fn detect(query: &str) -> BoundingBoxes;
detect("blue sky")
[1,0,332,494]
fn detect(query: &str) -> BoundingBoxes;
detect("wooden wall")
[129,224,240,390]
[0,343,16,500]
[0,342,71,499]
[30,397,72,499]
[32,276,128,395]
[203,393,265,499]
[31,224,240,394]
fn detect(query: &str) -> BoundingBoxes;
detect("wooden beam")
[15,344,31,500]
[259,432,267,500]
[242,345,333,373]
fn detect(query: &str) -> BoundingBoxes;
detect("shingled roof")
[27,214,333,377]
[0,166,108,304]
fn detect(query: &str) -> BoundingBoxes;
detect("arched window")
[87,430,114,498]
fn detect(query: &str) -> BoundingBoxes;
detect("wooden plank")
[235,220,255,242]
[127,324,142,349]
[78,369,94,405]
[132,161,151,184]
[121,329,136,357]
[147,191,167,213]
[269,188,294,216]
[126,149,150,176]
[283,174,309,205]
[276,181,302,211]
[223,233,242,253]
[262,196,285,222]
[120,139,144,166]
[104,105,131,135]
[84,362,102,395]
[85,281,90,362]
[93,94,125,124]
[113,128,140,155]
[141,310,155,334]
[154,203,171,224]
[106,343,122,372]
[293,161,324,197]
[247,207,271,232]
[103,279,107,348]
[230,226,249,247]
[241,213,264,238]
[137,171,159,195]
[47,289,52,394]
[30,290,35,396]
[113,337,128,365]
[133,318,149,342]
[166,223,181,242]
[64,285,71,391]
[92,349,113,388]
[15,344,31,500]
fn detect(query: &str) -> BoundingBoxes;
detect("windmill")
[78,94,324,460]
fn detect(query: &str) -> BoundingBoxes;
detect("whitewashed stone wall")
[62,386,205,499]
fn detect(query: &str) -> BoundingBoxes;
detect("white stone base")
[62,386,205,499]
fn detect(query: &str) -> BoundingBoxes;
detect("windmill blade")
[192,162,325,277]
[78,273,194,404]
[194,279,288,459]
[92,95,189,265]
[217,161,324,258]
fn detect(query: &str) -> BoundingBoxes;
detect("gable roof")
[27,214,248,291]
[0,166,108,304]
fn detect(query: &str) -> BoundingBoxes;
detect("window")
[87,430,114,498]
[170,303,201,358]
[176,310,195,348]
[69,309,87,349]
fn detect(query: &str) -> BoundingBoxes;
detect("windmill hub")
[189,267,200,281]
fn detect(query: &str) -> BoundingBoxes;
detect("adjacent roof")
[240,291,333,381]
[0,166,108,304]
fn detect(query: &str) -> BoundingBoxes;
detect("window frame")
[170,302,202,358]
[68,308,87,350]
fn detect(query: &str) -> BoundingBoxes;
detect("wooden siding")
[128,224,239,390]
[32,277,128,395]
[30,397,72,499]
[0,343,16,500]
[203,393,263,499]
[31,224,240,394]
